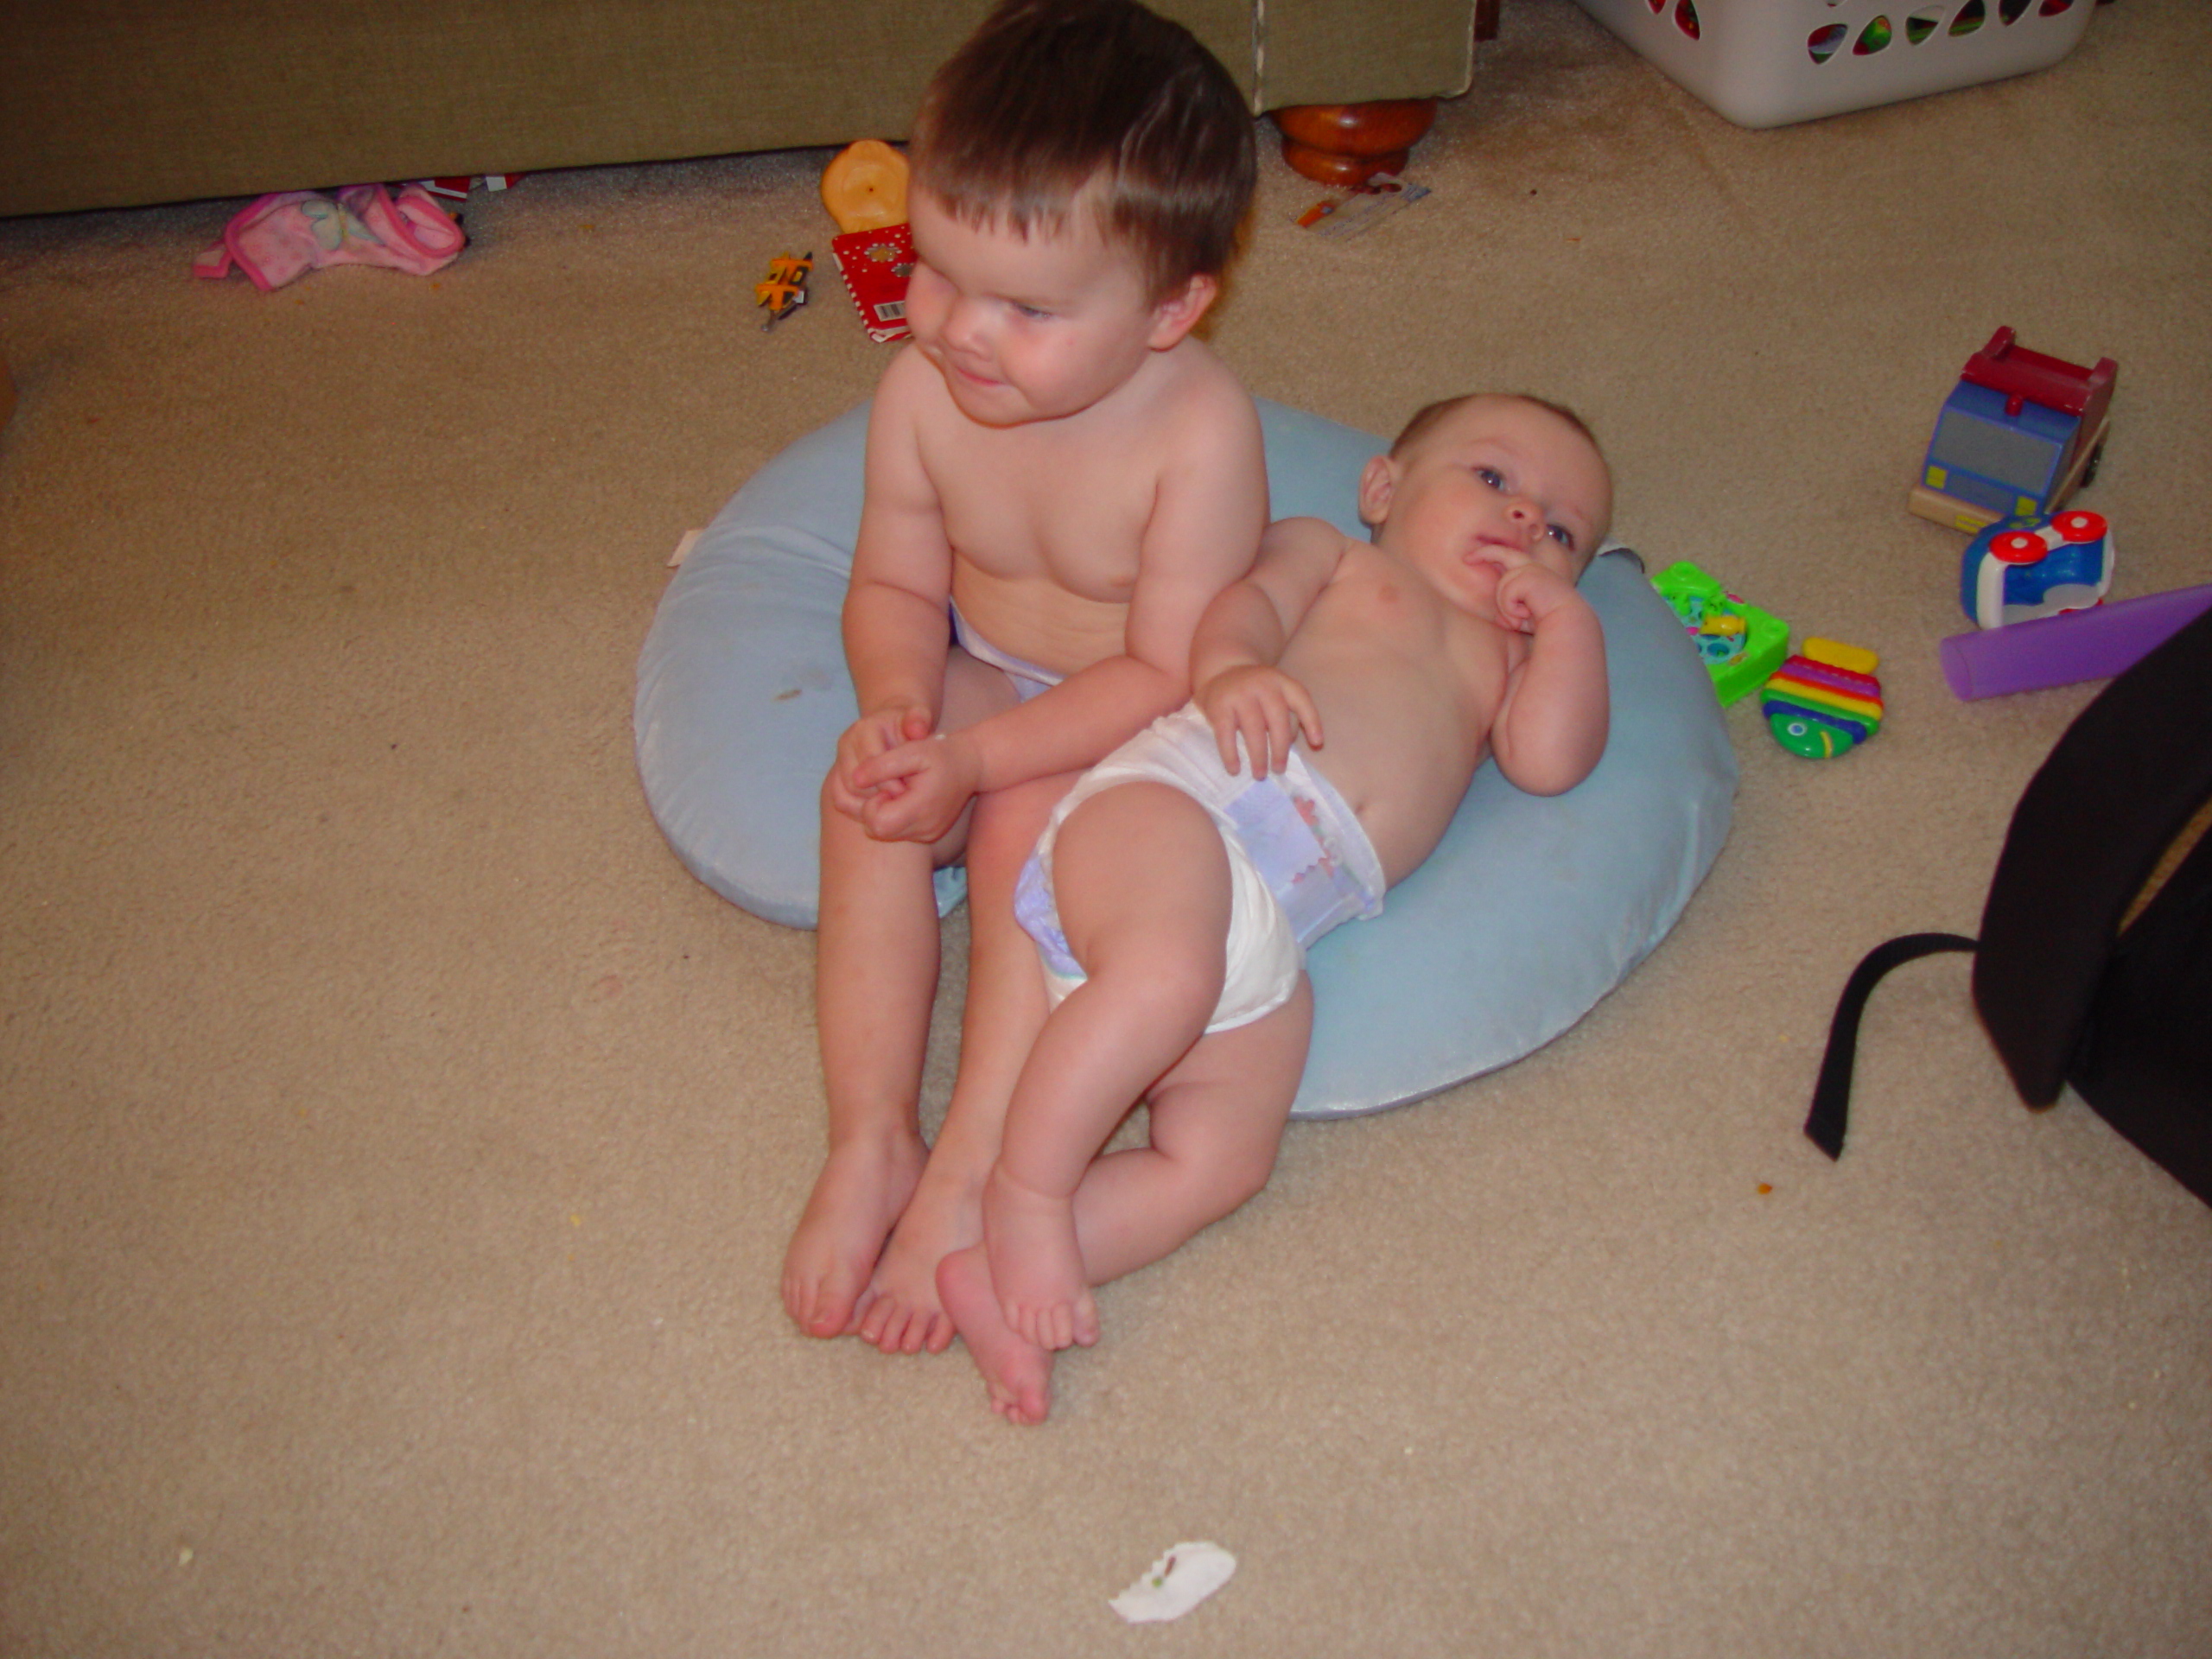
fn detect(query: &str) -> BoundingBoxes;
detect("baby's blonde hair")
[1392,393,1599,457]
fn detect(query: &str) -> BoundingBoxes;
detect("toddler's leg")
[856,768,1065,1354]
[781,654,1012,1341]
[986,782,1232,1351]
[943,980,1311,1423]
[779,784,941,1338]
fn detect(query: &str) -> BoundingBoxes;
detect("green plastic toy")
[1651,561,1789,705]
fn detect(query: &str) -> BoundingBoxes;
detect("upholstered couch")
[0,0,1484,219]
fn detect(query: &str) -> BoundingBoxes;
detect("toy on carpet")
[1763,639,1884,759]
[1652,561,1789,704]
[1940,582,2212,701]
[821,140,916,342]
[417,174,525,204]
[193,184,464,291]
[754,252,812,328]
[1910,327,2116,533]
[1959,507,2113,629]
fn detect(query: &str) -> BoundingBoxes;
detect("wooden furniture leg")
[1272,99,1439,189]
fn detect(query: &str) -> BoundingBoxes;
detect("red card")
[830,223,915,342]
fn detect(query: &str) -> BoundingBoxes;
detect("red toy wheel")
[1990,531,2046,563]
[2055,510,2106,542]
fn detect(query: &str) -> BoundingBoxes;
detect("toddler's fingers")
[861,793,922,842]
[853,739,931,791]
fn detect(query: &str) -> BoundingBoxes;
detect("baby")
[782,0,1268,1354]
[938,393,1615,1422]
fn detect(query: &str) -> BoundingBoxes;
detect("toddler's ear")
[1146,273,1219,349]
[1357,452,1400,528]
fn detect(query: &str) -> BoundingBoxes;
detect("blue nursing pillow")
[635,399,1737,1117]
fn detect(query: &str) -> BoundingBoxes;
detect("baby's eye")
[1547,524,1578,552]
[1012,302,1052,321]
[1473,466,1505,489]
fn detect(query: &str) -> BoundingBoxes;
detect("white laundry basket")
[1571,0,2101,128]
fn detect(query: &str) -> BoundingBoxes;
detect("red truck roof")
[1961,326,2118,419]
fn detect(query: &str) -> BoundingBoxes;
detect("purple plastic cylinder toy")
[1941,584,2212,700]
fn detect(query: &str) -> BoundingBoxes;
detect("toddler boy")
[782,0,1268,1353]
[938,394,1614,1422]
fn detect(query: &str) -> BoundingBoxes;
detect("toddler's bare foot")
[855,1162,982,1355]
[984,1165,1098,1351]
[938,1244,1055,1425]
[781,1129,927,1338]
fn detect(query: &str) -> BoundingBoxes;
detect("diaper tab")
[1221,763,1385,948]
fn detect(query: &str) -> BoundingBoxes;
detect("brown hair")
[1392,393,1599,456]
[908,0,1255,302]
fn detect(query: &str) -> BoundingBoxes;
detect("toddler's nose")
[942,296,988,352]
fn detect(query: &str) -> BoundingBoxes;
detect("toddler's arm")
[857,386,1268,830]
[1191,517,1348,776]
[833,359,962,827]
[1486,563,1610,796]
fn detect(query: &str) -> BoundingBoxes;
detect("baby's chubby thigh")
[1050,782,1233,1035]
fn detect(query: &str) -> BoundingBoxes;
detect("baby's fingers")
[1282,682,1324,755]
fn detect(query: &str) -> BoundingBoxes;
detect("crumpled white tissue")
[1109,1541,1236,1624]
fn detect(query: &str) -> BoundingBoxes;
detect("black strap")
[1804,932,1978,1160]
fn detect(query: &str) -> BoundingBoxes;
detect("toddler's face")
[904,186,1201,426]
[1363,397,1612,621]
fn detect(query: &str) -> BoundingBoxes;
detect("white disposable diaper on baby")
[1014,705,1384,1033]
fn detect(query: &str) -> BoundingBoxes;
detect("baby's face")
[1363,397,1612,620]
[904,185,1201,427]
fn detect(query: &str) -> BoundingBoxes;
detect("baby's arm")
[833,354,961,827]
[1485,563,1610,797]
[857,387,1268,834]
[1192,517,1349,776]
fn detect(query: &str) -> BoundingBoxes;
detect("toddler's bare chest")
[937,444,1154,598]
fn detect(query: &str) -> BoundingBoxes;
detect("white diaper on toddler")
[950,602,1060,702]
[1014,704,1387,1033]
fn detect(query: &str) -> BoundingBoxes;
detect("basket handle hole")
[1999,0,2031,21]
[1950,0,1987,36]
[1855,16,1895,53]
[1673,0,1700,40]
[1808,23,1848,62]
[1907,8,1943,42]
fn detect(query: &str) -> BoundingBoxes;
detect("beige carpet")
[3,3,2208,1653]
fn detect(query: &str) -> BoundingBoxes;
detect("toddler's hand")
[1197,664,1322,776]
[1494,563,1584,636]
[829,702,935,819]
[854,728,982,843]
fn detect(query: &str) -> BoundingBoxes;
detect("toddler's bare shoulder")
[1153,363,1262,461]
